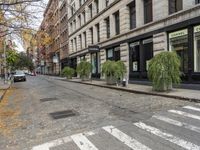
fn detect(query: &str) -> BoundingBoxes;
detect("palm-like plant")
[148,51,181,91]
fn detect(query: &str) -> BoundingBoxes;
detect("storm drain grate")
[49,110,78,119]
[40,98,58,102]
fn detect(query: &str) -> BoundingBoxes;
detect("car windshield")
[15,71,24,75]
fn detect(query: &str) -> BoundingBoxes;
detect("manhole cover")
[40,98,58,102]
[49,110,78,119]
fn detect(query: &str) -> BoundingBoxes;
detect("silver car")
[13,71,26,82]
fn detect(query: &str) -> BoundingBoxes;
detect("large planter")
[153,80,172,92]
[106,76,116,85]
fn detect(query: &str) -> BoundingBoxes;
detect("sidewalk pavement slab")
[0,81,11,101]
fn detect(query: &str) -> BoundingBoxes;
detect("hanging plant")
[148,51,181,91]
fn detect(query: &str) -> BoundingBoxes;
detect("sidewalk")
[0,79,11,101]
[55,77,200,102]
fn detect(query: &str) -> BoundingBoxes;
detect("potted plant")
[76,60,92,81]
[148,51,181,92]
[61,67,75,79]
[102,60,126,85]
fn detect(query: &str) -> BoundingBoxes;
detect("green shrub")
[102,60,126,83]
[76,61,92,80]
[148,51,181,91]
[61,67,75,79]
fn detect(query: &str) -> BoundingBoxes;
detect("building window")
[79,34,82,50]
[114,11,120,35]
[196,0,200,4]
[82,11,86,24]
[96,23,100,42]
[74,38,77,51]
[105,17,110,38]
[194,25,200,72]
[79,0,82,7]
[105,0,109,7]
[83,32,87,47]
[78,15,81,27]
[107,49,113,60]
[169,29,188,73]
[90,27,93,44]
[73,19,76,30]
[144,0,152,24]
[71,40,74,52]
[89,4,92,19]
[94,0,99,13]
[129,1,136,29]
[71,3,75,15]
[169,0,183,14]
[143,38,153,71]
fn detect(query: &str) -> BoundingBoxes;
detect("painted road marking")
[169,110,200,121]
[134,122,200,150]
[32,131,96,150]
[183,106,200,112]
[103,125,151,150]
[71,133,98,150]
[153,115,200,133]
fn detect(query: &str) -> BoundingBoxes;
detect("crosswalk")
[32,104,200,150]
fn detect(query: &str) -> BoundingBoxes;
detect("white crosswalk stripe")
[71,133,99,150]
[169,110,200,121]
[183,106,200,112]
[153,115,200,133]
[134,122,200,150]
[103,125,151,150]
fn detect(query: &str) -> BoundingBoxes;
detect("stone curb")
[60,79,200,103]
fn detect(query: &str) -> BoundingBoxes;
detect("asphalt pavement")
[1,76,200,150]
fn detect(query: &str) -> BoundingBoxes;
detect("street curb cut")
[0,83,11,102]
[61,79,200,103]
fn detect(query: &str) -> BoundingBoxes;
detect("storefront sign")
[130,42,140,48]
[88,46,100,52]
[169,29,188,39]
[194,25,200,33]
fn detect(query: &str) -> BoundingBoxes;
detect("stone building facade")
[68,0,200,82]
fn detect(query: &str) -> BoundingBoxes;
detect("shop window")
[129,1,136,29]
[169,29,188,73]
[194,25,200,72]
[143,38,153,71]
[169,0,182,14]
[130,42,140,72]
[107,49,113,60]
[114,47,120,61]
[144,0,153,24]
[195,0,200,4]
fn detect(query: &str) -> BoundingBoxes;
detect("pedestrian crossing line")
[153,115,200,133]
[169,110,200,121]
[134,122,200,150]
[183,106,200,112]
[102,125,151,150]
[71,133,99,150]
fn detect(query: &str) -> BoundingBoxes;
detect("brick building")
[68,0,200,82]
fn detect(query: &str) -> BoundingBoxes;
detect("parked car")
[13,70,26,82]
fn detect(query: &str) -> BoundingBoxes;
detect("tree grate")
[49,110,78,120]
[40,98,58,102]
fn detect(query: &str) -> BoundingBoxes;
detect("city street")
[1,76,200,150]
